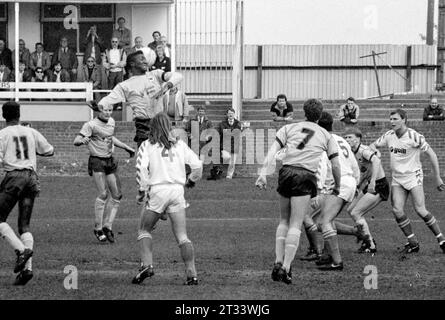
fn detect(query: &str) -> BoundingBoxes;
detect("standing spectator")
[0,39,13,71]
[48,61,70,83]
[185,105,213,153]
[160,35,171,58]
[129,36,156,65]
[218,108,242,179]
[51,37,78,82]
[12,39,31,70]
[84,25,104,65]
[150,44,171,72]
[338,97,360,124]
[103,37,127,90]
[30,43,51,76]
[77,57,108,102]
[112,17,132,53]
[423,97,444,121]
[163,85,190,123]
[270,94,293,121]
[148,31,161,51]
[0,63,12,82]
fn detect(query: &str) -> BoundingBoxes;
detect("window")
[0,3,7,42]
[40,3,114,54]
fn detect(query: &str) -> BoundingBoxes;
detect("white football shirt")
[136,139,202,191]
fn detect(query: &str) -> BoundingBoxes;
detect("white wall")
[7,3,40,50]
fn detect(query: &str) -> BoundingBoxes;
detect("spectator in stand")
[0,39,13,71]
[423,97,445,121]
[128,36,156,64]
[15,61,33,82]
[77,57,108,102]
[51,37,78,82]
[185,105,213,157]
[12,39,31,70]
[218,108,243,179]
[31,67,47,83]
[84,25,105,65]
[163,85,190,123]
[30,43,51,76]
[48,61,70,83]
[103,37,127,90]
[112,17,132,53]
[148,31,161,51]
[150,44,171,72]
[160,36,171,58]
[270,94,293,121]
[0,63,12,82]
[338,97,360,124]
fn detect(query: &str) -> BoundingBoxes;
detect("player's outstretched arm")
[112,136,135,157]
[73,134,90,146]
[256,140,281,189]
[424,147,445,189]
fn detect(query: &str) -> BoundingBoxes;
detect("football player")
[0,102,54,285]
[133,112,203,285]
[369,108,445,254]
[74,104,135,243]
[255,99,341,284]
[344,127,390,253]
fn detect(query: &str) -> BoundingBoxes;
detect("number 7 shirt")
[0,125,54,171]
[275,121,338,173]
[136,139,202,191]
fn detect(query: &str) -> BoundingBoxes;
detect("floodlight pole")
[360,50,387,98]
[14,2,19,102]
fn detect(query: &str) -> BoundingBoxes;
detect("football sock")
[275,223,288,264]
[0,223,25,252]
[395,215,418,245]
[306,224,322,254]
[94,198,106,230]
[283,227,301,272]
[421,213,445,243]
[137,233,153,267]
[104,198,120,230]
[356,218,373,242]
[333,221,357,236]
[20,232,33,271]
[322,228,342,265]
[179,241,197,278]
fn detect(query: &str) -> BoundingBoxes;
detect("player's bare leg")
[14,196,35,285]
[391,185,419,253]
[410,185,445,252]
[169,208,198,284]
[103,173,122,243]
[301,206,323,261]
[92,172,108,242]
[318,194,345,270]
[132,207,158,284]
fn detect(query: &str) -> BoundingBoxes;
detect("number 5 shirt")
[136,139,202,191]
[275,121,337,173]
[0,124,54,171]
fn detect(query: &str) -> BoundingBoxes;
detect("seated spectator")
[338,97,360,124]
[12,39,31,69]
[103,37,127,90]
[129,36,156,65]
[84,25,104,65]
[48,61,70,83]
[270,94,293,121]
[148,31,161,51]
[160,35,171,58]
[0,39,13,71]
[0,63,12,82]
[15,60,33,82]
[30,42,51,76]
[112,17,132,53]
[31,67,48,82]
[150,44,171,72]
[51,37,78,82]
[218,108,243,179]
[77,56,108,101]
[423,97,445,121]
[163,85,191,123]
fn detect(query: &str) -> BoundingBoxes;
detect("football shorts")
[88,156,118,176]
[277,165,317,198]
[320,175,356,203]
[363,177,390,201]
[391,169,423,191]
[146,184,187,214]
[0,169,40,198]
